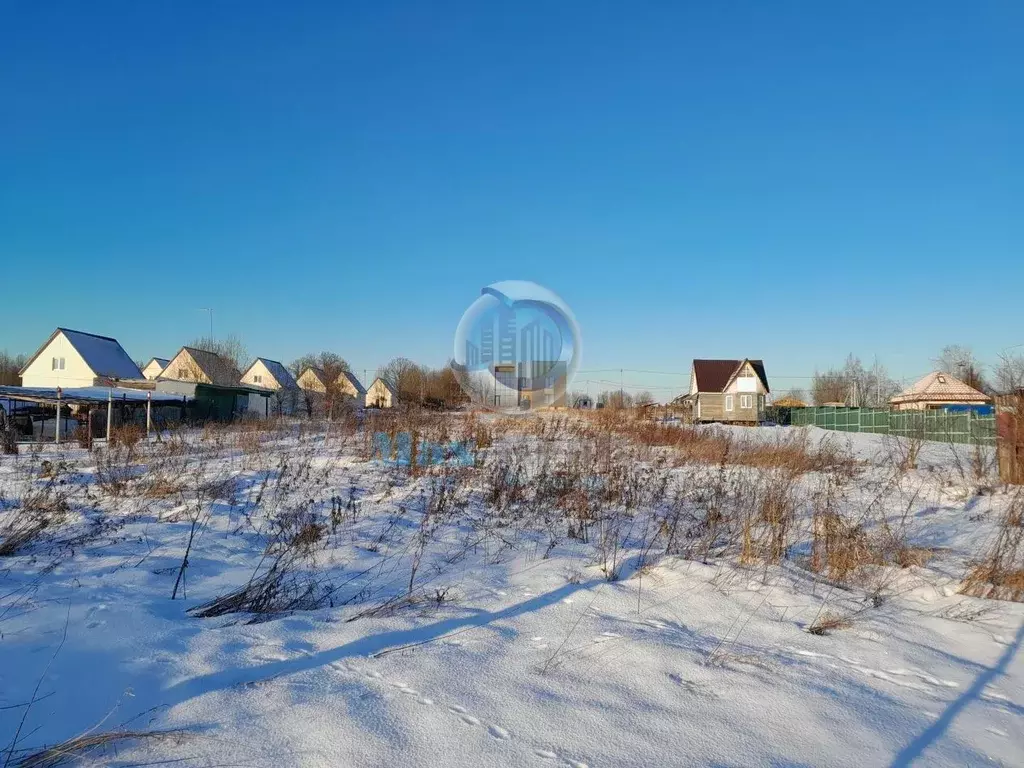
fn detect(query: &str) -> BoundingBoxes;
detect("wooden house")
[676,359,770,424]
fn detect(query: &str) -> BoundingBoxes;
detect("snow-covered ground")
[1,418,1021,767]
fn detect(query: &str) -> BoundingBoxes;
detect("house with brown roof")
[890,371,991,411]
[673,359,770,424]
[159,347,242,387]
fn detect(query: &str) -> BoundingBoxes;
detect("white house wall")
[20,332,97,388]
[142,361,165,380]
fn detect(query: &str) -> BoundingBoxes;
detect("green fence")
[790,407,995,446]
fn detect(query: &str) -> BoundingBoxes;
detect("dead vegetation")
[962,491,1024,602]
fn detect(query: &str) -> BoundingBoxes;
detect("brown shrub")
[808,611,852,635]
[962,492,1024,602]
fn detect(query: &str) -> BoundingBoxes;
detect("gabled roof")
[241,358,297,389]
[20,328,142,379]
[368,377,398,397]
[298,366,328,387]
[890,371,991,405]
[163,346,241,387]
[337,370,365,394]
[145,357,170,370]
[692,359,769,394]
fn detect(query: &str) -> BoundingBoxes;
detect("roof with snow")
[242,358,297,389]
[0,384,185,406]
[20,328,142,380]
[890,371,991,406]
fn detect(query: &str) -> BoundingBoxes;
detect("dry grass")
[0,485,70,557]
[14,729,188,768]
[962,492,1024,602]
[808,611,852,635]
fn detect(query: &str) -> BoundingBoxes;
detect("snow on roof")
[243,358,297,389]
[890,371,991,405]
[0,384,185,405]
[20,328,142,379]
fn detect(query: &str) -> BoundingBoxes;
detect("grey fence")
[789,406,995,446]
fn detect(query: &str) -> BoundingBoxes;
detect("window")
[52,357,65,371]
[52,357,58,370]
[254,374,262,384]
[725,395,734,411]
[740,394,753,409]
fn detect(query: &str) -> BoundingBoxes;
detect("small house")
[20,328,143,389]
[336,370,366,401]
[240,358,298,391]
[678,359,770,424]
[240,358,299,415]
[365,377,398,408]
[296,367,329,393]
[160,347,242,387]
[890,371,992,411]
[142,358,170,380]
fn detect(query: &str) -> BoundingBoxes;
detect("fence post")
[55,387,62,445]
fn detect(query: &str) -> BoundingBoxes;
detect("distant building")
[240,358,299,415]
[160,347,242,387]
[20,328,143,388]
[240,358,297,391]
[336,370,366,401]
[297,367,329,393]
[142,357,170,381]
[890,371,991,411]
[673,359,770,423]
[365,377,398,408]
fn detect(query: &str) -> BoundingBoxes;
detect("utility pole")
[620,368,624,409]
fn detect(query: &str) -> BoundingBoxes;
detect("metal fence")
[789,406,996,446]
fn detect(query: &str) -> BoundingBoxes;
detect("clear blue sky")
[2,2,1020,396]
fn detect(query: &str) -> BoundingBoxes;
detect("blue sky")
[2,2,1020,396]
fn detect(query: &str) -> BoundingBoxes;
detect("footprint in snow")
[487,725,510,740]
[459,714,481,726]
[417,697,434,706]
[535,749,558,760]
[449,705,469,714]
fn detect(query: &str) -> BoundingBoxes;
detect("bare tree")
[290,352,352,419]
[634,390,655,407]
[994,352,1024,395]
[812,355,898,406]
[0,351,27,386]
[598,390,634,410]
[188,335,248,371]
[811,370,848,405]
[380,357,424,404]
[935,345,989,392]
